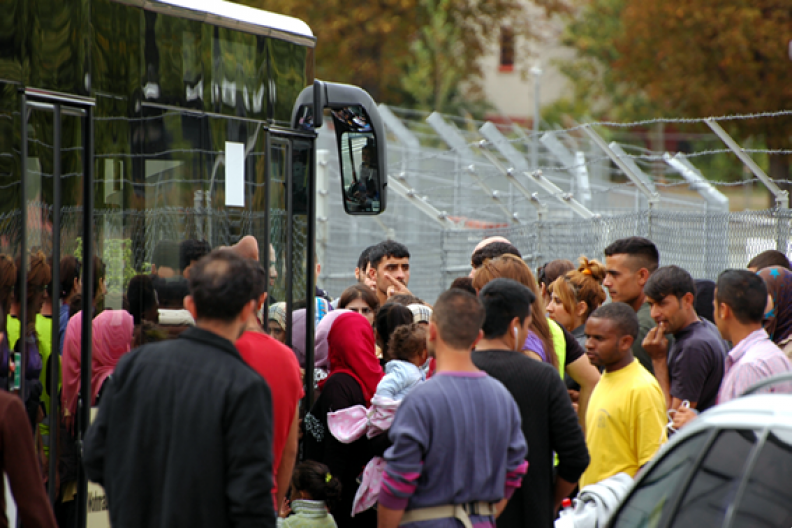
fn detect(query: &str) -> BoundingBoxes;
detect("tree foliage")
[562,0,792,181]
[246,0,569,110]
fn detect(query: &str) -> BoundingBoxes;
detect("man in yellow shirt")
[580,302,667,488]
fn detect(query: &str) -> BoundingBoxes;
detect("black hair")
[375,303,413,359]
[369,240,410,270]
[152,277,190,310]
[59,256,81,299]
[471,242,522,269]
[127,274,157,325]
[152,240,180,270]
[479,278,534,339]
[432,288,485,349]
[180,239,212,271]
[188,250,257,322]
[387,323,427,362]
[248,261,268,302]
[589,302,639,340]
[644,265,696,303]
[603,236,659,273]
[694,279,716,323]
[449,277,476,296]
[357,245,375,272]
[716,269,767,324]
[291,461,342,512]
[747,250,791,271]
[338,284,380,311]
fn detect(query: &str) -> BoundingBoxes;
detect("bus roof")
[122,0,315,47]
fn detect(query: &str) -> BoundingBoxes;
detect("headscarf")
[320,312,383,402]
[62,311,83,423]
[91,310,134,406]
[315,309,353,369]
[758,266,792,344]
[268,302,287,330]
[694,279,716,324]
[290,298,333,367]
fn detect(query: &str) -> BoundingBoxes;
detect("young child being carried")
[279,461,342,528]
[327,323,428,515]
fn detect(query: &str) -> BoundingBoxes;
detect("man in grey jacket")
[84,250,275,528]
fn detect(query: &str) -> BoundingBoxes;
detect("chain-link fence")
[317,106,792,304]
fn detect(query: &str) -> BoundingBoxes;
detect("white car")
[606,375,792,528]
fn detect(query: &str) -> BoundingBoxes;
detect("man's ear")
[428,321,438,342]
[682,292,695,310]
[184,295,198,320]
[637,268,651,287]
[354,267,361,281]
[620,334,635,351]
[471,329,484,350]
[367,265,377,281]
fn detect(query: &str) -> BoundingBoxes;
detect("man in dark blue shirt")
[642,266,726,413]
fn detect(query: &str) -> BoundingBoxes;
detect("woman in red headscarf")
[303,312,384,528]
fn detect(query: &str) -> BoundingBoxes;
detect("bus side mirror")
[292,81,387,215]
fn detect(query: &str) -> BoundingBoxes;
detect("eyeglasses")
[348,307,373,316]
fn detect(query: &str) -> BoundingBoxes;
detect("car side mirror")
[292,81,387,215]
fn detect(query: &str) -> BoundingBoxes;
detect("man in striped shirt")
[674,269,792,428]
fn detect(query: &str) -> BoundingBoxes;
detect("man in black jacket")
[84,250,275,528]
[472,278,590,528]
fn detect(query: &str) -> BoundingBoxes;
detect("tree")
[245,0,568,107]
[562,0,792,188]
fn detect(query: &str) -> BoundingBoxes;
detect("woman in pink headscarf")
[62,310,134,427]
[91,310,134,404]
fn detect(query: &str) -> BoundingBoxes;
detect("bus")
[0,0,386,525]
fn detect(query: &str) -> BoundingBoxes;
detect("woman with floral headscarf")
[303,312,385,528]
[758,266,792,358]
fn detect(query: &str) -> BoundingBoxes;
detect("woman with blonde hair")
[547,256,608,346]
[472,254,600,426]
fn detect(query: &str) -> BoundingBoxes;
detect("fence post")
[583,126,660,237]
[705,119,789,251]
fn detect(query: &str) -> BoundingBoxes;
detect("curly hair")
[548,256,607,323]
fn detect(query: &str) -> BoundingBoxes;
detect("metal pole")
[304,140,316,410]
[531,65,542,170]
[77,104,94,528]
[19,92,28,402]
[48,104,62,506]
[284,142,294,348]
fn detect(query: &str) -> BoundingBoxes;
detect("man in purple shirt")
[674,270,792,428]
[378,289,528,528]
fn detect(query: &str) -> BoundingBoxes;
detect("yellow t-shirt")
[580,359,667,488]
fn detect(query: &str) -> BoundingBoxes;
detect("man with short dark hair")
[602,236,663,375]
[580,303,666,487]
[368,240,412,305]
[379,289,527,528]
[642,265,725,413]
[473,278,589,527]
[747,249,791,272]
[674,270,792,429]
[84,250,276,528]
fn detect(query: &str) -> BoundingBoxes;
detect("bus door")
[20,90,95,523]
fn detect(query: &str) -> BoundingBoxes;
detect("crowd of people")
[3,234,792,528]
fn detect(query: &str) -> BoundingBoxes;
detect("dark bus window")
[731,428,792,527]
[611,432,710,528]
[671,429,759,527]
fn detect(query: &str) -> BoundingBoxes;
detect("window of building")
[499,26,514,72]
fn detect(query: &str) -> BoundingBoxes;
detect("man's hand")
[384,272,412,298]
[279,498,292,518]
[672,406,698,430]
[642,324,669,360]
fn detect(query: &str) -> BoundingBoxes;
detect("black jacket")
[84,327,275,528]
